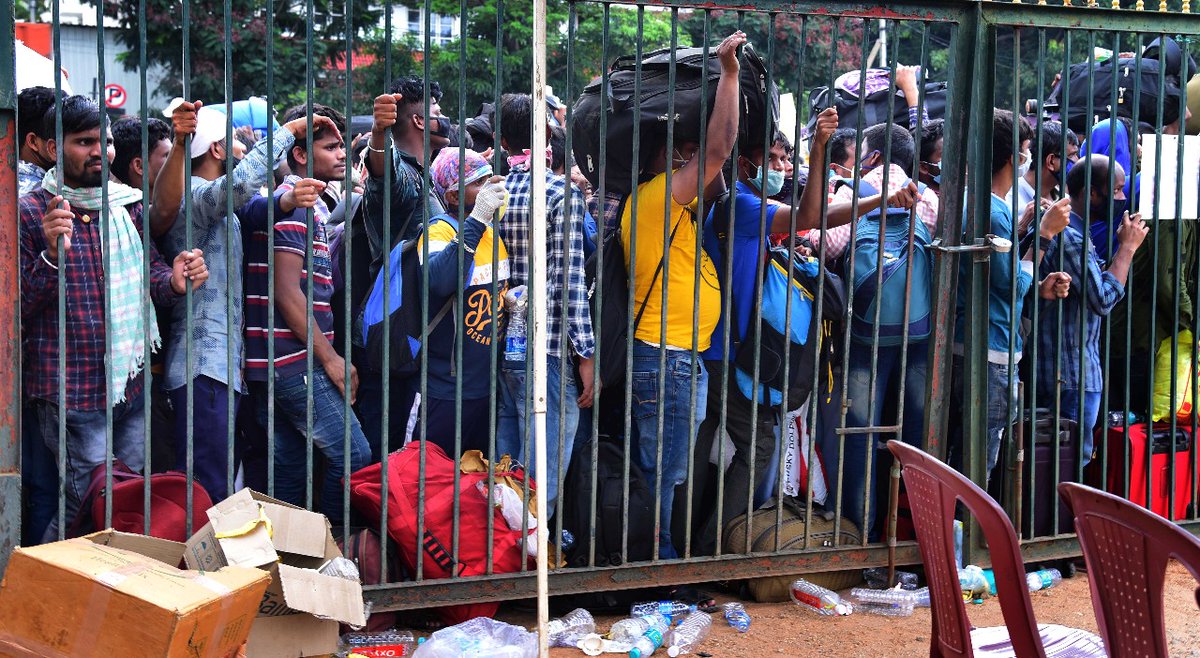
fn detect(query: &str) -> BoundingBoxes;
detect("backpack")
[359,215,458,376]
[845,180,933,347]
[805,72,948,137]
[348,443,532,625]
[559,438,657,569]
[1049,56,1186,134]
[66,461,213,544]
[572,44,778,196]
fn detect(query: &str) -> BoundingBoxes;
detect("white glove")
[470,180,509,224]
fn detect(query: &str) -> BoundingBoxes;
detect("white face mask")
[1016,150,1032,178]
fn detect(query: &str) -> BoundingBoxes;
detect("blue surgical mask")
[932,173,942,185]
[857,150,881,175]
[750,164,785,197]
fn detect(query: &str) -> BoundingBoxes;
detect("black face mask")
[1090,195,1127,225]
[429,116,453,139]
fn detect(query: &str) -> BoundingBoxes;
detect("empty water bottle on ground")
[609,613,672,645]
[913,587,931,607]
[627,615,670,658]
[630,601,695,618]
[340,630,416,656]
[850,588,918,617]
[666,611,712,657]
[547,608,595,648]
[504,286,528,361]
[723,602,751,632]
[789,579,852,616]
[1027,568,1063,592]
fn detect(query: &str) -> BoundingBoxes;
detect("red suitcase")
[1102,422,1194,520]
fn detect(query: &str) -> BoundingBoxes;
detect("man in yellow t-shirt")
[619,30,746,559]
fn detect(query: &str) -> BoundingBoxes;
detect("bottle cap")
[577,633,605,657]
[835,602,852,615]
[668,647,683,657]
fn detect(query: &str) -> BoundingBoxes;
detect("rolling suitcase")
[1102,422,1194,520]
[1021,410,1079,538]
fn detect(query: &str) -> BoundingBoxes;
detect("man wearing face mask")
[913,118,944,196]
[1038,154,1148,467]
[687,111,839,556]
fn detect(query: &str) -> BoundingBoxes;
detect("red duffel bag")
[67,461,214,544]
[349,443,534,625]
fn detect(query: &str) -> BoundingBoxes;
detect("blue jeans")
[497,355,580,515]
[258,370,371,524]
[828,342,927,541]
[1059,388,1102,467]
[948,357,1018,481]
[629,341,709,559]
[34,395,145,542]
[169,376,241,501]
[22,402,57,545]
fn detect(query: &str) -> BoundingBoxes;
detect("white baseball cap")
[163,98,231,159]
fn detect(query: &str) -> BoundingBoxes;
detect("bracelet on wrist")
[366,142,387,154]
[1038,235,1054,252]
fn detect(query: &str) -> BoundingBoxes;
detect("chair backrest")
[1059,482,1200,658]
[887,440,1048,658]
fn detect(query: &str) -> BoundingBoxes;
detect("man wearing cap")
[153,97,339,501]
[416,148,511,454]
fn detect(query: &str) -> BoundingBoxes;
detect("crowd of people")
[14,30,1196,562]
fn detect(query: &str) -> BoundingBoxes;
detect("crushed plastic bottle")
[666,611,712,657]
[789,579,852,616]
[1026,568,1063,592]
[411,617,537,658]
[912,587,931,607]
[629,601,695,618]
[547,608,595,648]
[851,587,918,617]
[627,615,671,658]
[340,630,416,657]
[609,613,672,645]
[504,286,528,361]
[722,602,751,632]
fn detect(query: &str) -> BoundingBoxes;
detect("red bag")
[349,443,532,625]
[68,461,214,543]
[337,528,402,632]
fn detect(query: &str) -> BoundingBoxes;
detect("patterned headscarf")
[431,148,493,205]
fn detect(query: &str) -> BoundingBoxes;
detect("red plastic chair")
[887,440,1104,657]
[1059,482,1200,657]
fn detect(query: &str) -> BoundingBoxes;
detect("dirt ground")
[491,562,1200,657]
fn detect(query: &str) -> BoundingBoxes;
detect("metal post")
[0,0,19,576]
[530,0,550,653]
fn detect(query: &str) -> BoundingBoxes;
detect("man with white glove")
[416,148,513,454]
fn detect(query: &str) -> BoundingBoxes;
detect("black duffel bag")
[572,44,779,197]
[805,78,948,136]
[1048,56,1185,134]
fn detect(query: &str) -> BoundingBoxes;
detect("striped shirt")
[241,179,336,381]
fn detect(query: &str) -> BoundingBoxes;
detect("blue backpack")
[359,215,458,375]
[845,180,933,346]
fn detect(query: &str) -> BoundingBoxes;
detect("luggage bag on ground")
[1101,422,1194,520]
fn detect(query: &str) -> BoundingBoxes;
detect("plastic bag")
[1151,330,1198,421]
[412,617,538,658]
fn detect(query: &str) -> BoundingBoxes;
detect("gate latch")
[930,235,1012,261]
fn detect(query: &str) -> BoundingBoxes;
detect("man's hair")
[913,118,944,163]
[18,86,60,143]
[281,103,347,170]
[1032,121,1078,168]
[828,128,858,168]
[746,130,791,160]
[110,117,172,187]
[772,130,793,156]
[863,123,916,173]
[549,124,566,172]
[386,76,443,133]
[47,95,101,139]
[991,109,1033,176]
[499,93,534,152]
[1066,154,1122,197]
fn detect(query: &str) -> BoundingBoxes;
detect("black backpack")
[805,79,948,136]
[561,438,657,569]
[1049,55,1186,134]
[572,44,778,197]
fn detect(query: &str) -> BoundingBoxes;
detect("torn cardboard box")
[0,529,268,658]
[185,489,366,657]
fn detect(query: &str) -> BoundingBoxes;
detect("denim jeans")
[1059,388,1102,467]
[22,402,57,545]
[169,376,241,501]
[629,341,709,559]
[259,370,371,524]
[948,357,1019,481]
[35,395,145,542]
[497,355,580,515]
[827,342,927,541]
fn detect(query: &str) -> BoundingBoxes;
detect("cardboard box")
[0,530,269,658]
[185,489,366,657]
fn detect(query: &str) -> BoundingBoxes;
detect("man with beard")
[19,95,209,538]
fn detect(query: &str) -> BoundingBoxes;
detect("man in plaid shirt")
[20,96,209,539]
[495,93,595,514]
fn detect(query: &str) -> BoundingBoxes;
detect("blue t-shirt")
[702,181,776,361]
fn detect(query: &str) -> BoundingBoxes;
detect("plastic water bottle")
[666,611,712,657]
[851,587,918,617]
[629,601,695,618]
[722,602,751,632]
[340,629,416,656]
[954,520,964,568]
[547,608,595,648]
[627,615,670,658]
[789,579,852,616]
[504,286,527,361]
[913,587,931,607]
[609,613,671,644]
[1026,568,1063,592]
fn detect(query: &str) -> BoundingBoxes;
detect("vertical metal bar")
[1024,26,1048,540]
[556,0,579,551]
[378,0,393,578]
[486,0,504,576]
[714,9,737,558]
[0,0,20,568]
[266,0,277,502]
[342,0,356,542]
[52,0,67,542]
[1006,25,1022,524]
[182,0,195,537]
[303,0,317,516]
[139,0,152,534]
[224,0,237,506]
[1097,27,1122,514]
[415,0,432,582]
[98,0,115,532]
[531,0,551,649]
[451,0,468,575]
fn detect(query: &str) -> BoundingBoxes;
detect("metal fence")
[1,0,1198,617]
